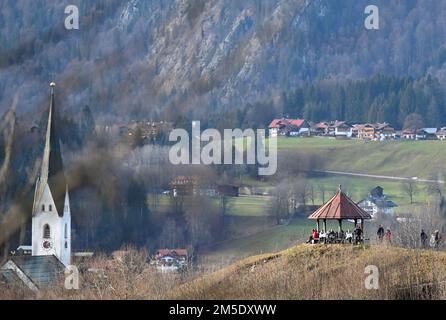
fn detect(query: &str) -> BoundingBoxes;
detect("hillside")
[278,137,446,180]
[170,244,446,300]
[3,0,446,120]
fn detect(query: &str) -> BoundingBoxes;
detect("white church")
[1,83,71,291]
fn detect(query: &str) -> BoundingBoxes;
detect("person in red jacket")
[307,229,320,243]
[313,229,319,241]
[384,229,392,244]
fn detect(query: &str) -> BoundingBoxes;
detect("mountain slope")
[2,0,446,120]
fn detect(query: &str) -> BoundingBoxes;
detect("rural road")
[314,170,445,184]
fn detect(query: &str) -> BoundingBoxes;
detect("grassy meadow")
[277,137,446,179]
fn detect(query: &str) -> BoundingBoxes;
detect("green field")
[305,175,431,207]
[276,137,446,179]
[153,194,271,217]
[227,195,271,216]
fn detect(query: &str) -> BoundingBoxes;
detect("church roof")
[33,83,67,217]
[308,187,372,220]
[0,269,22,287]
[2,255,65,290]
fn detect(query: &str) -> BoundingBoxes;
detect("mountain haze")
[1,0,446,121]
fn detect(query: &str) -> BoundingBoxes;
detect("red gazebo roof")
[308,187,372,220]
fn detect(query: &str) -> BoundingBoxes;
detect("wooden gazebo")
[308,186,372,233]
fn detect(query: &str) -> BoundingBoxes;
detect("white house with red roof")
[268,118,310,137]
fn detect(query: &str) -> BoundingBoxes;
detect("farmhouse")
[333,121,352,138]
[422,128,439,140]
[170,176,239,197]
[402,129,429,140]
[358,186,398,219]
[375,123,395,140]
[436,129,446,141]
[311,122,329,136]
[353,124,376,140]
[154,249,188,272]
[268,118,310,137]
[170,176,218,197]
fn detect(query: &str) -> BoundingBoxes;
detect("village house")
[268,118,310,137]
[402,129,429,140]
[436,129,446,141]
[217,184,240,197]
[310,121,352,138]
[422,128,439,140]
[358,186,398,219]
[170,176,239,198]
[170,176,199,197]
[374,123,396,140]
[153,249,188,272]
[97,121,173,143]
[333,121,353,138]
[131,120,173,142]
[268,118,446,142]
[311,122,329,136]
[351,123,395,140]
[353,124,376,140]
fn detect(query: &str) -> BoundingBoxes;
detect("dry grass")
[169,244,446,300]
[3,245,446,300]
[1,248,190,300]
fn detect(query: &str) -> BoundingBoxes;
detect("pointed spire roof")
[308,185,372,220]
[33,82,67,216]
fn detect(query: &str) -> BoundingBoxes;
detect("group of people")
[376,225,392,244]
[377,225,443,249]
[307,226,364,245]
[421,229,442,249]
[307,224,444,249]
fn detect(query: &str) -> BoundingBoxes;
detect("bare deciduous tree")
[268,181,292,225]
[402,180,418,204]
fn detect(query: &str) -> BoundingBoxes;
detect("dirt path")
[315,170,444,184]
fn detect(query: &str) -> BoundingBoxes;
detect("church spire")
[33,82,67,216]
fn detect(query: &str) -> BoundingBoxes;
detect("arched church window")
[42,204,45,212]
[64,224,68,239]
[49,204,52,212]
[43,224,51,239]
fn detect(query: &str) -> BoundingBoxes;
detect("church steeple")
[33,82,67,217]
[31,82,71,266]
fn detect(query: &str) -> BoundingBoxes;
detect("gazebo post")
[317,219,320,232]
[361,219,364,237]
[338,219,343,232]
[323,219,327,232]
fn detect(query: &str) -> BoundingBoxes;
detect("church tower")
[31,82,71,266]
